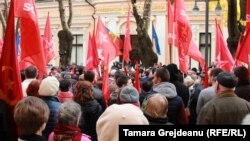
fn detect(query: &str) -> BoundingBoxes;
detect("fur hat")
[38,76,59,96]
[96,104,149,141]
[119,86,139,103]
[217,72,237,88]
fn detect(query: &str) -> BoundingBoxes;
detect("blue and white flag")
[152,25,161,55]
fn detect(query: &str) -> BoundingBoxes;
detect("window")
[199,33,211,66]
[71,34,83,65]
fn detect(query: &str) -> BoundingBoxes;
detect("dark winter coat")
[79,100,103,141]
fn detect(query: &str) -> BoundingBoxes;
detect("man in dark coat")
[197,72,250,124]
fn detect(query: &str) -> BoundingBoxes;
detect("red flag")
[178,48,190,74]
[174,0,192,73]
[247,0,250,30]
[134,61,141,93]
[174,0,192,54]
[15,0,47,75]
[188,40,206,70]
[95,17,116,65]
[215,20,234,72]
[86,33,99,70]
[91,34,100,68]
[168,0,174,45]
[123,6,132,63]
[102,56,110,105]
[0,39,3,59]
[234,34,243,66]
[43,12,55,64]
[0,1,23,140]
[236,28,250,66]
[107,28,123,56]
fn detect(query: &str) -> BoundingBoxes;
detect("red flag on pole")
[0,1,23,140]
[236,28,250,66]
[215,19,234,72]
[168,0,174,45]
[95,17,116,65]
[106,28,123,56]
[174,0,192,73]
[174,0,192,54]
[14,0,47,75]
[43,12,55,64]
[102,55,110,105]
[123,6,132,63]
[86,33,99,70]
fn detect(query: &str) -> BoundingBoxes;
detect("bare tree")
[131,0,158,68]
[58,0,74,68]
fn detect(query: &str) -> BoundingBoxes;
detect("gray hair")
[58,101,82,126]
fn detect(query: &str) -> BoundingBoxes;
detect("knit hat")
[119,86,139,103]
[38,76,59,96]
[96,104,149,141]
[217,72,237,88]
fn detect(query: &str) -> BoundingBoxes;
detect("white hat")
[38,76,59,96]
[96,104,149,141]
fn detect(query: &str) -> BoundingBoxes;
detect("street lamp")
[192,0,222,66]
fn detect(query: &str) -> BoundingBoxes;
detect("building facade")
[0,0,227,69]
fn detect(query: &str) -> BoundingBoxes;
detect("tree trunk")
[227,0,241,58]
[58,30,74,68]
[58,0,73,68]
[131,0,158,68]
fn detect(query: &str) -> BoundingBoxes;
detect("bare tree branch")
[67,0,72,28]
[58,0,68,30]
[0,11,6,31]
[142,0,151,32]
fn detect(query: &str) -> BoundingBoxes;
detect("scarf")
[53,125,82,141]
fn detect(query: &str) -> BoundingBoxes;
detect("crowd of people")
[2,62,250,141]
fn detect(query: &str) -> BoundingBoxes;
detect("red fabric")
[188,40,205,70]
[167,0,174,45]
[215,20,234,72]
[43,12,55,64]
[123,7,132,63]
[247,0,250,30]
[236,28,250,66]
[15,0,47,75]
[86,33,99,71]
[107,30,122,56]
[102,64,110,105]
[0,39,3,59]
[178,48,189,74]
[174,0,192,74]
[0,1,23,140]
[95,17,116,65]
[53,125,82,141]
[234,34,243,67]
[91,34,100,69]
[134,61,141,93]
[0,0,23,112]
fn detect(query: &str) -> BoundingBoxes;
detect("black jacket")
[235,80,250,102]
[79,100,103,141]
